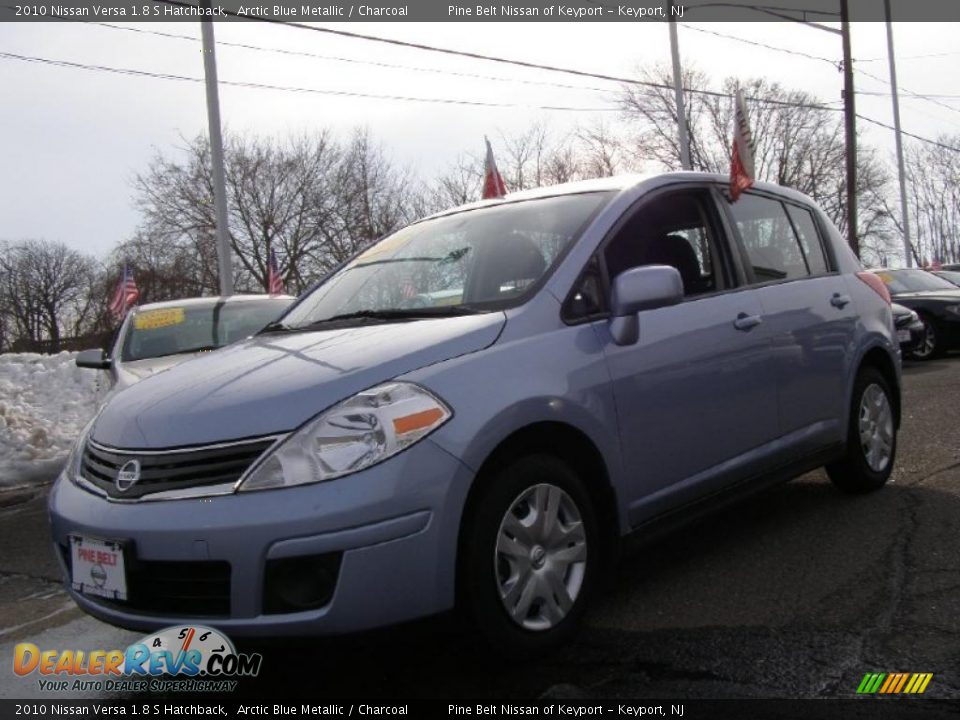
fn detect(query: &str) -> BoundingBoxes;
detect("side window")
[728,193,810,283]
[785,204,830,275]
[603,191,721,297]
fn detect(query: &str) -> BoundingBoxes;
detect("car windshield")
[121,298,291,362]
[278,192,611,329]
[875,269,958,294]
[934,270,960,287]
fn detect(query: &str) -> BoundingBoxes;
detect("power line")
[854,65,960,118]
[856,114,960,153]
[0,51,620,112]
[860,50,960,63]
[6,17,956,153]
[148,0,843,113]
[82,21,620,97]
[679,24,840,67]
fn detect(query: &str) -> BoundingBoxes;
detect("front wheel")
[909,314,940,360]
[459,454,598,656]
[826,367,897,494]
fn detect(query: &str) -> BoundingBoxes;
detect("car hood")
[892,290,960,303]
[92,314,505,448]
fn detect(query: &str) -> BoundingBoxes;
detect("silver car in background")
[51,173,900,655]
[76,294,295,400]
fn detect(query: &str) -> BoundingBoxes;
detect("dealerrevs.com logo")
[13,625,262,692]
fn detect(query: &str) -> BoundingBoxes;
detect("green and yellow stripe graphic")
[857,672,933,694]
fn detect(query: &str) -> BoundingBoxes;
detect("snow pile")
[0,352,99,486]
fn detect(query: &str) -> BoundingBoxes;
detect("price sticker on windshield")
[876,272,894,284]
[134,308,185,330]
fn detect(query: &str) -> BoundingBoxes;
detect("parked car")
[892,302,925,356]
[75,294,295,398]
[50,174,901,655]
[871,268,960,359]
[931,269,960,288]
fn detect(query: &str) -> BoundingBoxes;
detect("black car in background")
[873,268,960,359]
[932,269,960,288]
[892,302,925,357]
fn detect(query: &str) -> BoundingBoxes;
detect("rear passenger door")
[724,192,855,454]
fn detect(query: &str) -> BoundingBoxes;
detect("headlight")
[238,382,451,492]
[65,415,98,485]
[944,304,960,317]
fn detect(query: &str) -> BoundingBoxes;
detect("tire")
[909,313,941,360]
[826,367,897,494]
[458,454,598,657]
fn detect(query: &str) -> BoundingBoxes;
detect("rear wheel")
[459,454,597,656]
[909,314,940,360]
[826,367,896,494]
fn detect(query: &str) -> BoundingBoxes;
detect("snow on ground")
[0,352,99,487]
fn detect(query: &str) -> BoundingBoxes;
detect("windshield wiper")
[259,320,291,333]
[312,307,485,325]
[259,307,486,334]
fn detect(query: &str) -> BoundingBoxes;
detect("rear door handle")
[733,313,763,331]
[831,293,851,309]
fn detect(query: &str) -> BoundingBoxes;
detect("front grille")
[80,437,275,499]
[61,544,231,617]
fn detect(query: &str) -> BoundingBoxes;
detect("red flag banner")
[482,136,508,200]
[730,89,756,202]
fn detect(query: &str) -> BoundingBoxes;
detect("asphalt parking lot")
[2,356,958,700]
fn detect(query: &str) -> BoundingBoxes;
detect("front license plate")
[69,535,127,600]
[897,329,911,343]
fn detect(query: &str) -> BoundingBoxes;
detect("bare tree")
[133,129,426,295]
[620,66,894,256]
[892,137,960,266]
[0,239,99,352]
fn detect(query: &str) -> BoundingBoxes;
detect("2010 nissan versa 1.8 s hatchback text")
[50,173,901,654]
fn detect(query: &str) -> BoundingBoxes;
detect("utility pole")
[840,0,859,258]
[884,0,913,267]
[200,0,234,296]
[668,0,692,170]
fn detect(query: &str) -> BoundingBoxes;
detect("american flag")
[108,265,139,321]
[267,249,285,295]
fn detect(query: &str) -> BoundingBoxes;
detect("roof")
[418,171,819,222]
[130,294,295,312]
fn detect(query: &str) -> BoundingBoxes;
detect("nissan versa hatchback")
[50,173,901,653]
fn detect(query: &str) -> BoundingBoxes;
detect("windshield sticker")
[876,272,893,284]
[134,308,185,330]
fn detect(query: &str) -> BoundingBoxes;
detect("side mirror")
[608,265,684,346]
[76,348,112,370]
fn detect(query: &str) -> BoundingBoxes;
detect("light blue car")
[50,173,901,654]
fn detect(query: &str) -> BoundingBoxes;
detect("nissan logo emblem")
[116,459,141,493]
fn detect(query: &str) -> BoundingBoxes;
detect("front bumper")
[48,438,474,636]
[895,317,925,353]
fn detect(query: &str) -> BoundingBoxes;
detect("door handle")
[831,293,851,309]
[733,312,763,331]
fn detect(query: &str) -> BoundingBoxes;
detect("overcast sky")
[2,13,959,260]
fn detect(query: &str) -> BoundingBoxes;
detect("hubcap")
[859,383,893,472]
[495,483,587,631]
